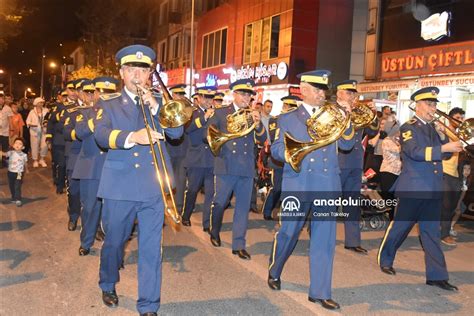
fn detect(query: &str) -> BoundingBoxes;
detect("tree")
[76,0,154,75]
[70,65,105,80]
[0,0,32,51]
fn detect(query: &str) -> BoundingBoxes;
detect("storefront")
[359,40,474,124]
[196,58,292,115]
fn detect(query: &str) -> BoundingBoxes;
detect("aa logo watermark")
[279,196,305,217]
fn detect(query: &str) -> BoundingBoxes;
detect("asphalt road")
[1,164,473,315]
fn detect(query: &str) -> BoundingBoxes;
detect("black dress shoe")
[140,313,157,316]
[267,274,281,290]
[182,219,191,226]
[344,246,368,254]
[381,266,396,275]
[308,297,340,310]
[426,280,459,291]
[232,249,251,260]
[102,290,118,307]
[210,235,221,247]
[95,228,105,241]
[203,227,211,234]
[68,219,77,231]
[263,215,273,221]
[79,246,90,256]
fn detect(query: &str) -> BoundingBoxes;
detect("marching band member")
[378,87,463,292]
[208,78,267,260]
[72,77,118,255]
[181,86,216,232]
[267,70,355,310]
[261,95,300,220]
[94,44,183,315]
[337,80,378,254]
[166,84,189,211]
[213,92,225,108]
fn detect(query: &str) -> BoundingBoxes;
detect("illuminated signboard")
[380,40,474,78]
[421,11,450,41]
[228,62,289,83]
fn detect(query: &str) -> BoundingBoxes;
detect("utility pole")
[40,48,45,98]
[188,0,195,97]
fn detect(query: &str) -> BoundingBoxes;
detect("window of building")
[202,28,227,69]
[159,1,169,25]
[243,15,280,64]
[169,34,180,61]
[171,0,179,11]
[158,40,167,64]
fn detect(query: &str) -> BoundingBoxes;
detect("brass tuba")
[284,102,350,172]
[351,100,377,130]
[207,108,255,156]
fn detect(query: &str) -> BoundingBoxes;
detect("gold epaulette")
[407,118,417,125]
[100,93,121,101]
[63,101,75,106]
[280,107,297,115]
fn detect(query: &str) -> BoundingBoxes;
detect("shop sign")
[358,73,474,93]
[380,41,474,78]
[421,11,450,41]
[229,62,289,84]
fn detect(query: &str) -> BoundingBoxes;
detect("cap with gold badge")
[297,70,331,90]
[336,80,358,93]
[196,86,217,98]
[229,79,256,95]
[214,92,224,101]
[169,84,186,96]
[115,44,156,67]
[93,77,119,93]
[281,95,301,107]
[78,79,95,92]
[410,86,440,102]
[66,80,76,90]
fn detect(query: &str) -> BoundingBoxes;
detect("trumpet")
[284,102,350,172]
[207,108,255,156]
[134,74,192,230]
[351,99,377,130]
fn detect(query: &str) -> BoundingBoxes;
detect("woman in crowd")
[9,102,25,146]
[26,97,49,167]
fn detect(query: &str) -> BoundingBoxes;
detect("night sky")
[0,0,85,95]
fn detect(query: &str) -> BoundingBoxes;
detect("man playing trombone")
[94,44,183,316]
[378,86,463,292]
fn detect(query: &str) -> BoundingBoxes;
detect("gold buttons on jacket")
[434,170,438,174]
[232,142,236,146]
[310,158,315,162]
[323,158,328,162]
[133,152,139,157]
[324,168,328,172]
[232,150,236,154]
[135,163,140,168]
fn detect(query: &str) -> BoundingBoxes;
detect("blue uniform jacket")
[267,116,284,169]
[94,91,183,201]
[394,116,451,199]
[46,102,70,146]
[71,107,106,180]
[63,108,83,171]
[184,107,214,168]
[271,105,355,200]
[207,104,267,177]
[338,125,378,170]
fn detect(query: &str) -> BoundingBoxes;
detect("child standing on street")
[4,137,28,206]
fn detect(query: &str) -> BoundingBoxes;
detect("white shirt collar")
[302,102,318,115]
[124,86,138,102]
[415,114,427,125]
[233,103,240,112]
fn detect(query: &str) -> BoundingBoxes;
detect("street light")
[49,61,57,69]
[24,87,32,100]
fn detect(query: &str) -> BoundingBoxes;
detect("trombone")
[408,104,473,146]
[134,74,193,230]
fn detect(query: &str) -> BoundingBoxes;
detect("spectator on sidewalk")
[1,93,14,167]
[448,160,472,239]
[26,97,49,168]
[3,137,28,207]
[9,102,25,146]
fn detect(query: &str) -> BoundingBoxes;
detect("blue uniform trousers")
[66,169,81,222]
[99,196,164,314]
[340,168,362,247]
[181,167,214,229]
[171,157,186,209]
[52,145,66,192]
[79,179,102,249]
[378,198,448,281]
[262,168,283,217]
[210,175,252,250]
[269,202,336,299]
